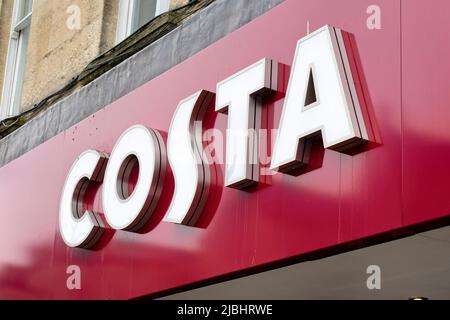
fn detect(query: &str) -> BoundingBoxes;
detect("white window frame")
[116,0,171,44]
[0,0,32,120]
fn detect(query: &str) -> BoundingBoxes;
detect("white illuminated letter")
[102,125,166,231]
[271,26,368,173]
[164,90,214,225]
[216,58,277,188]
[59,150,107,248]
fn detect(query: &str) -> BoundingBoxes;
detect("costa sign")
[59,26,369,249]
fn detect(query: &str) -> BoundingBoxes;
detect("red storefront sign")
[1,0,450,299]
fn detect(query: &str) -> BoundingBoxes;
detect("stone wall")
[20,0,118,112]
[2,0,189,113]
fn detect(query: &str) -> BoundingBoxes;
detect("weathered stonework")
[20,0,119,113]
[4,0,193,114]
[0,0,215,140]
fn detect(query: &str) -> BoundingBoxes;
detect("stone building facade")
[0,0,189,119]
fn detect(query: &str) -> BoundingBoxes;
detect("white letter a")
[271,26,368,173]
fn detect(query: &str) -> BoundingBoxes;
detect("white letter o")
[102,125,166,231]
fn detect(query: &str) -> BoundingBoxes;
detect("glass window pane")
[18,0,33,21]
[131,0,157,33]
[10,27,30,115]
[23,0,33,14]
[155,0,170,16]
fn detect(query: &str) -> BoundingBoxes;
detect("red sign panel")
[0,0,450,299]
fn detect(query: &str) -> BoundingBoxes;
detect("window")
[0,0,33,120]
[116,0,171,44]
